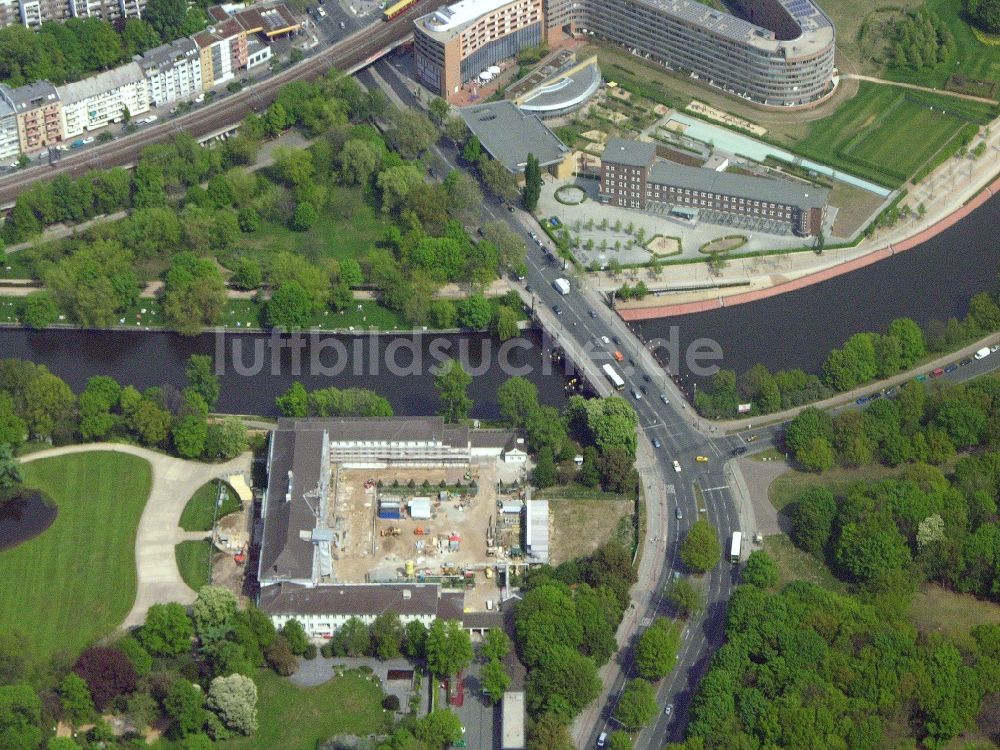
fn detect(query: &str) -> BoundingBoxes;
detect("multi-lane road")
[0,1,432,208]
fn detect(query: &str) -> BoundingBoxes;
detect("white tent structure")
[409,497,432,520]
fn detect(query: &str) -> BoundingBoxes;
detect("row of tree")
[887,9,955,71]
[696,283,1000,418]
[0,355,247,460]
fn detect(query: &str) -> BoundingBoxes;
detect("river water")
[639,191,1000,385]
[0,329,578,418]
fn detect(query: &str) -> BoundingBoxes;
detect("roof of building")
[277,416,471,446]
[416,0,516,40]
[517,59,601,116]
[4,80,59,111]
[462,609,503,629]
[631,0,833,56]
[469,429,520,450]
[649,160,829,209]
[259,426,327,582]
[57,63,144,105]
[0,86,15,119]
[136,38,199,73]
[524,498,549,563]
[460,100,570,173]
[259,582,462,619]
[502,692,526,750]
[602,137,656,169]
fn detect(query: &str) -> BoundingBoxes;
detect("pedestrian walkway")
[842,74,997,104]
[21,443,252,629]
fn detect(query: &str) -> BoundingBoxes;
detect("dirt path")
[22,443,251,628]
[842,73,997,104]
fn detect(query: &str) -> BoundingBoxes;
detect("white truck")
[553,278,570,295]
[975,347,992,360]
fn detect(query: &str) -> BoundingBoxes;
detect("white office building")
[0,87,21,162]
[58,62,149,138]
[137,39,203,108]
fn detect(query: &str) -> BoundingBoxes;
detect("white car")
[632,389,642,400]
[660,393,669,404]
[601,336,610,344]
[672,460,681,472]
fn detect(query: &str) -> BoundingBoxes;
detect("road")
[0,0,434,208]
[363,59,747,748]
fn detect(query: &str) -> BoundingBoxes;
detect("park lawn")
[763,535,847,594]
[909,583,1000,636]
[247,185,387,265]
[175,540,212,591]
[179,480,242,532]
[218,670,391,750]
[793,83,991,187]
[0,452,152,662]
[881,0,1000,93]
[816,0,924,63]
[219,298,408,332]
[768,462,906,511]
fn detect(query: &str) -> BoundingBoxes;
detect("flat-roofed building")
[137,38,204,108]
[6,80,62,153]
[601,137,828,236]
[544,0,835,108]
[459,100,571,178]
[414,0,543,102]
[502,691,526,750]
[0,86,23,161]
[193,18,248,89]
[1,0,145,28]
[57,62,149,138]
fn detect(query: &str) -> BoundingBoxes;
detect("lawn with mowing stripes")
[793,83,992,187]
[175,539,213,591]
[179,480,241,532]
[0,452,152,662]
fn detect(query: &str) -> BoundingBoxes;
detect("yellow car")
[695,455,709,462]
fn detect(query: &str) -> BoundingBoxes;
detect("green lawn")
[179,480,242,532]
[763,535,847,594]
[218,670,392,750]
[793,83,992,187]
[247,185,388,265]
[768,462,906,511]
[0,452,152,662]
[909,583,1000,636]
[175,540,212,591]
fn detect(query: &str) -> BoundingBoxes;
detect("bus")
[602,363,625,390]
[730,531,742,564]
[383,0,417,20]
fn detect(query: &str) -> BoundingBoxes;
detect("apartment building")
[414,0,544,101]
[0,87,23,161]
[544,0,835,108]
[1,0,144,27]
[6,80,61,153]
[600,138,828,236]
[137,38,203,108]
[57,62,149,138]
[193,18,248,89]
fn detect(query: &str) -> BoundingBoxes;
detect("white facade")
[0,92,20,162]
[139,40,204,108]
[246,38,272,69]
[58,62,149,138]
[269,609,437,639]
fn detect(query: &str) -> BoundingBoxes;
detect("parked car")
[660,393,669,404]
[960,358,973,367]
[642,373,651,383]
[869,392,882,401]
[665,703,673,716]
[916,374,928,382]
[856,396,869,406]
[552,305,562,315]
[732,446,748,456]
[653,437,661,448]
[632,389,642,400]
[613,351,624,362]
[639,385,648,394]
[696,455,709,462]
[886,386,898,398]
[589,309,597,318]
[675,507,682,520]
[672,460,681,472]
[945,363,959,373]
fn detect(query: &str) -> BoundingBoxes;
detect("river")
[0,329,577,418]
[638,190,1000,385]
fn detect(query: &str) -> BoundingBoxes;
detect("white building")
[0,87,22,162]
[246,37,273,69]
[58,62,149,139]
[137,39,203,108]
[259,582,466,639]
[1,0,145,28]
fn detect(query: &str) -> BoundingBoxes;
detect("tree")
[173,414,208,459]
[599,446,637,493]
[415,709,464,750]
[492,305,520,342]
[78,375,120,441]
[457,294,492,330]
[443,170,482,221]
[785,406,834,455]
[480,658,510,704]
[522,153,542,211]
[835,519,911,584]
[479,156,519,203]
[608,731,633,750]
[797,435,835,472]
[586,397,638,458]
[613,679,658,730]
[163,252,227,336]
[742,550,778,588]
[59,673,94,727]
[207,674,258,736]
[291,201,318,231]
[22,372,75,441]
[337,139,380,186]
[0,444,22,490]
[634,618,680,680]
[370,612,403,660]
[281,619,310,656]
[680,520,722,573]
[0,394,26,450]
[264,637,297,676]
[434,359,472,424]
[496,377,539,428]
[0,684,42,750]
[428,96,450,124]
[387,109,437,159]
[480,627,511,662]
[377,165,424,216]
[165,679,207,738]
[335,617,371,657]
[139,602,194,657]
[461,134,481,162]
[72,647,137,710]
[206,417,248,460]
[525,645,600,721]
[268,281,314,330]
[532,446,557,488]
[425,619,473,678]
[276,382,308,418]
[122,17,160,55]
[404,620,428,660]
[664,578,703,618]
[789,486,836,555]
[186,355,220,410]
[44,239,138,328]
[20,292,58,330]
[143,0,187,40]
[527,713,574,750]
[193,586,239,643]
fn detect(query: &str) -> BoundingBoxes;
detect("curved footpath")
[21,444,251,629]
[620,169,1000,320]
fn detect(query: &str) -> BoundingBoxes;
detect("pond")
[0,490,57,552]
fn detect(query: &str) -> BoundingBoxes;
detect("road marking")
[701,485,730,492]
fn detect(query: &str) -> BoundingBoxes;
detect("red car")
[930,367,945,378]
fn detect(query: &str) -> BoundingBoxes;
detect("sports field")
[0,452,152,662]
[793,83,992,186]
